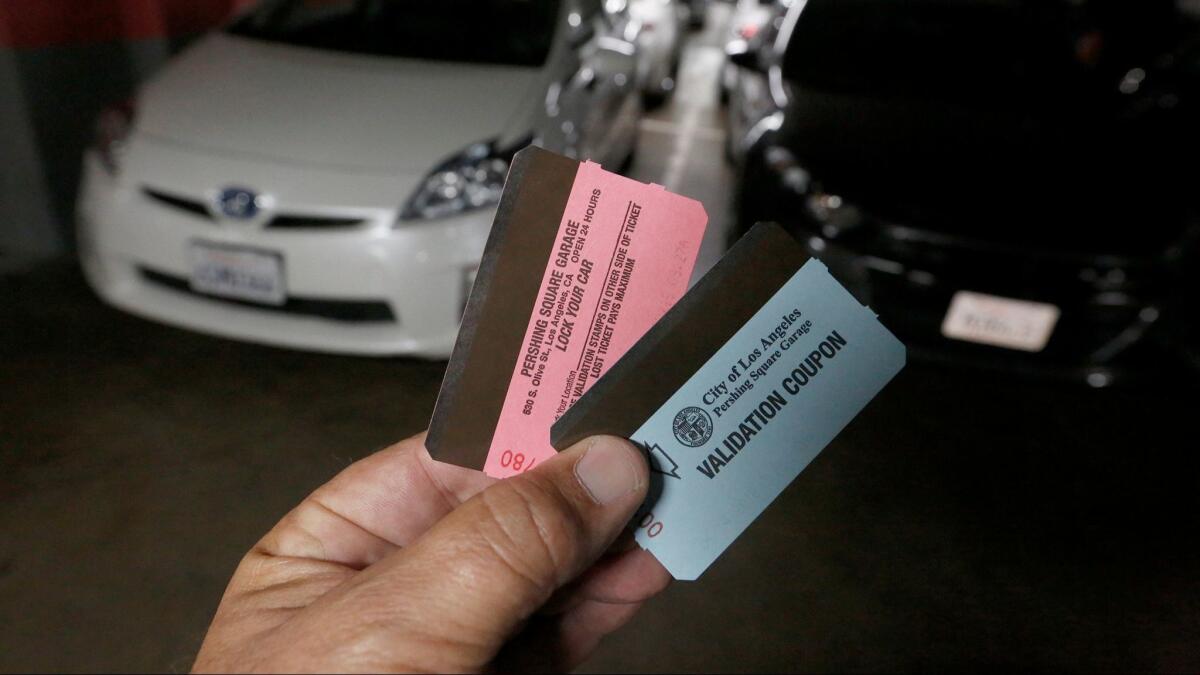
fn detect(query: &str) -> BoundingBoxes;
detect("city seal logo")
[672,406,713,447]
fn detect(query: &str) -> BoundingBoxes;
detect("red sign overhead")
[0,0,255,49]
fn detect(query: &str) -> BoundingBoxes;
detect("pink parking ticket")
[426,146,707,478]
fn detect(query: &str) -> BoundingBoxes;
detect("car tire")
[618,113,640,175]
[618,140,638,175]
[644,88,670,110]
[644,51,682,110]
[729,146,766,246]
[724,130,738,166]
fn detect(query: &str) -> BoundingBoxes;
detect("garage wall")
[0,0,253,263]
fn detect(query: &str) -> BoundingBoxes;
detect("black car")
[732,0,1200,385]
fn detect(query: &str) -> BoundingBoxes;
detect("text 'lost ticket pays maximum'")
[426,146,707,478]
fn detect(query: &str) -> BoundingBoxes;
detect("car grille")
[141,187,368,229]
[138,267,396,323]
[143,188,213,220]
[267,214,368,229]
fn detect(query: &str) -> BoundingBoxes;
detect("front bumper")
[781,221,1198,386]
[76,152,489,358]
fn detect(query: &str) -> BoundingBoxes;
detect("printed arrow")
[643,442,681,480]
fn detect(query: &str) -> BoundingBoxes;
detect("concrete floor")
[3,7,1200,672]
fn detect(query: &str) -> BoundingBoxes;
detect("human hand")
[192,432,668,673]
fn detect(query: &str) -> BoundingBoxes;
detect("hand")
[192,432,669,673]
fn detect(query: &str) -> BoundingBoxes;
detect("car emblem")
[215,186,263,220]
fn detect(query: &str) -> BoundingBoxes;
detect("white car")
[625,0,687,104]
[77,0,642,358]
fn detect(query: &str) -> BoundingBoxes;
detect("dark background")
[2,2,1198,672]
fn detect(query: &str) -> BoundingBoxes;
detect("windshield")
[229,0,563,66]
[779,0,1185,106]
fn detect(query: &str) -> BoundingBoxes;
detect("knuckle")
[259,503,328,560]
[473,476,585,589]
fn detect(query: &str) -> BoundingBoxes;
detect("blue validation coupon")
[629,260,906,580]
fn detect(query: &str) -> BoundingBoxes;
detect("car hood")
[135,33,542,173]
[781,86,1191,256]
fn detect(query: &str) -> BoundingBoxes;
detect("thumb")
[347,435,649,670]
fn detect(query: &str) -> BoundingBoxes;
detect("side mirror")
[726,39,764,72]
[590,36,637,76]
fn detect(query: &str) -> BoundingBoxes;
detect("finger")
[547,546,672,612]
[254,432,494,569]
[556,598,644,666]
[540,545,670,614]
[338,435,649,672]
[496,599,645,672]
[610,528,641,554]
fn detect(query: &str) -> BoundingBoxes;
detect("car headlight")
[399,137,530,223]
[94,99,136,176]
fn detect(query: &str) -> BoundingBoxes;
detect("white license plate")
[941,291,1060,353]
[189,243,285,306]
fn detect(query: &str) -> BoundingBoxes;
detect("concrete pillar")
[0,46,62,263]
